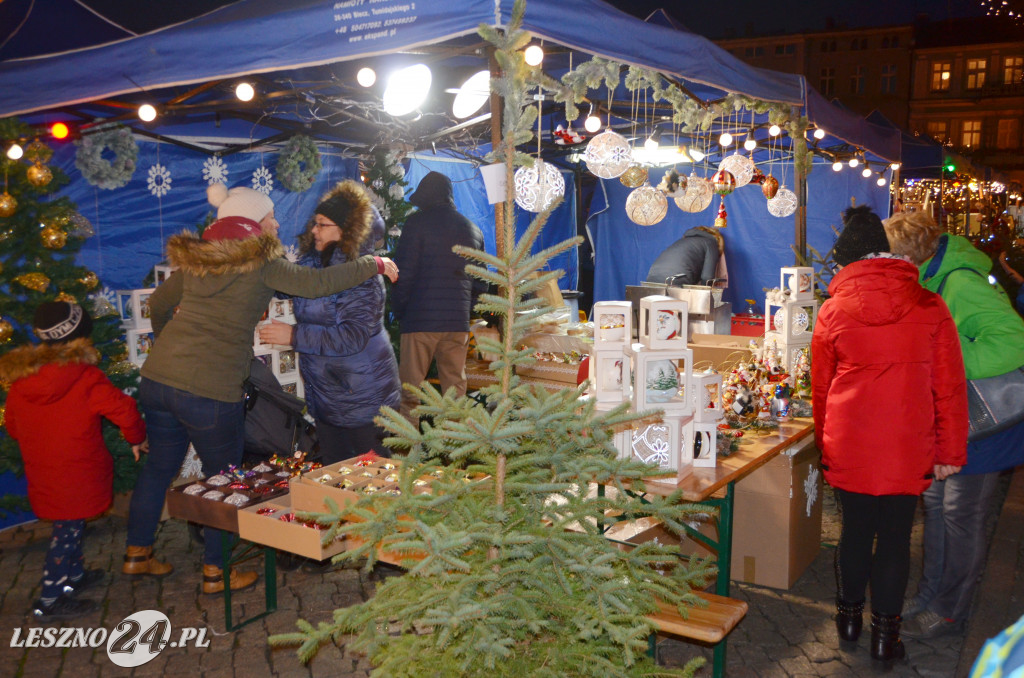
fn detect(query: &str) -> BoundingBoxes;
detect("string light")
[6,143,23,160]
[832,161,843,172]
[876,176,887,187]
[813,127,826,140]
[861,167,872,178]
[768,124,781,136]
[584,115,602,133]
[235,83,255,102]
[848,157,859,168]
[524,45,544,66]
[890,162,901,170]
[138,104,157,122]
[719,132,733,147]
[743,133,757,151]
[356,67,376,87]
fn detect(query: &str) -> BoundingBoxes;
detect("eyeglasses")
[311,220,339,230]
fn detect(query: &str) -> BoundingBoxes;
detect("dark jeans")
[127,378,245,566]
[41,520,85,602]
[834,488,918,616]
[316,419,391,464]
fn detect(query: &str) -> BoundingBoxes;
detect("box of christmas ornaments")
[254,296,305,398]
[289,455,405,514]
[237,498,349,561]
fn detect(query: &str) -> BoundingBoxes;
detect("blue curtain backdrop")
[590,159,890,314]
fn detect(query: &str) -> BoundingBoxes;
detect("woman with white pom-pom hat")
[123,182,398,596]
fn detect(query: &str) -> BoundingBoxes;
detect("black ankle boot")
[835,598,865,647]
[871,611,907,671]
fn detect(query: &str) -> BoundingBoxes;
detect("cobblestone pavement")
[0,480,1018,677]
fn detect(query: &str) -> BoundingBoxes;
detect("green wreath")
[74,127,138,190]
[277,135,322,192]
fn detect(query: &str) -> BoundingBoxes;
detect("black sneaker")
[62,569,106,596]
[30,595,97,624]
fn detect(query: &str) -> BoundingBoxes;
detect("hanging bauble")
[711,169,736,196]
[714,197,728,229]
[625,185,668,226]
[762,174,780,199]
[619,165,648,188]
[55,291,77,304]
[80,271,99,290]
[26,162,53,188]
[767,186,798,218]
[0,192,16,218]
[68,212,94,238]
[0,228,13,243]
[656,169,687,198]
[750,167,766,185]
[675,173,713,213]
[108,360,136,377]
[718,153,754,188]
[41,225,67,249]
[513,159,565,212]
[15,272,50,292]
[0,318,13,343]
[23,138,53,164]
[583,129,632,179]
[91,295,117,317]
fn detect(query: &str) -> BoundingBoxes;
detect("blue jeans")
[127,378,245,566]
[916,472,1000,622]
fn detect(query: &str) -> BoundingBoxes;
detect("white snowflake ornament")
[147,163,172,197]
[202,156,228,185]
[283,244,300,263]
[252,166,274,194]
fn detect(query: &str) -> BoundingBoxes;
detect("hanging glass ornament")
[80,271,99,290]
[675,173,713,213]
[0,191,16,217]
[750,166,766,185]
[26,162,53,188]
[23,139,53,164]
[41,225,67,249]
[0,318,13,343]
[767,186,798,218]
[68,212,94,238]
[583,129,631,179]
[711,169,736,196]
[656,169,687,198]
[513,159,565,213]
[718,153,755,188]
[714,197,728,228]
[619,165,648,188]
[625,185,668,226]
[15,272,50,292]
[762,174,780,200]
[91,295,117,317]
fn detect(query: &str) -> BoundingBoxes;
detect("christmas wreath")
[276,135,322,192]
[74,127,138,190]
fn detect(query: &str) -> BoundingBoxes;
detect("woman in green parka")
[884,210,1024,640]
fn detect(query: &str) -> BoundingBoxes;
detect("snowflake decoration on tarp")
[283,244,300,263]
[147,163,172,197]
[202,156,228,185]
[90,288,119,317]
[252,166,273,194]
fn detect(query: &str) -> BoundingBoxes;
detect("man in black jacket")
[645,226,723,287]
[392,171,485,420]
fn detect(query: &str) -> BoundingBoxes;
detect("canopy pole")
[488,46,506,259]
[795,163,808,264]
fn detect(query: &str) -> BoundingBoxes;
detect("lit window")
[966,59,987,90]
[931,62,952,91]
[1004,56,1023,85]
[961,120,982,148]
[926,120,949,143]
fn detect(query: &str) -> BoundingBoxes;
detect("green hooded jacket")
[919,233,1024,380]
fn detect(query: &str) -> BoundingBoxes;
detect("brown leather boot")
[122,546,173,577]
[201,564,258,594]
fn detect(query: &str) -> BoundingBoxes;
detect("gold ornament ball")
[762,174,780,200]
[41,225,67,249]
[80,271,99,290]
[0,319,13,343]
[0,192,16,218]
[619,166,648,189]
[15,272,50,292]
[26,162,53,188]
[55,291,77,304]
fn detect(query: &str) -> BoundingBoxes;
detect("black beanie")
[34,301,93,344]
[315,193,351,230]
[831,205,890,267]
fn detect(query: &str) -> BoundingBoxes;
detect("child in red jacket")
[0,302,146,623]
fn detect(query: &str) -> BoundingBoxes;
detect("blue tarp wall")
[590,158,890,314]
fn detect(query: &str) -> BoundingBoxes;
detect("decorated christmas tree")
[0,118,141,511]
[270,4,714,675]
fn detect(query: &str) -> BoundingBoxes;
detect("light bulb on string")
[644,129,661,151]
[877,176,887,187]
[235,82,255,102]
[743,133,757,151]
[768,124,781,136]
[848,157,859,168]
[890,162,901,170]
[356,67,376,87]
[832,161,843,172]
[584,115,602,133]
[813,127,826,140]
[6,143,23,160]
[138,104,157,122]
[719,132,733,147]
[861,167,872,178]
[524,45,544,66]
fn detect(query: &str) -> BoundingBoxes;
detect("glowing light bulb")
[813,128,826,140]
[862,167,872,178]
[688,148,705,162]
[644,136,659,151]
[235,83,255,102]
[877,177,887,187]
[584,115,602,133]
[890,162,901,170]
[768,124,781,136]
[744,137,757,151]
[383,64,432,116]
[849,157,859,168]
[356,67,376,87]
[6,143,23,160]
[524,45,544,66]
[832,161,843,172]
[138,104,157,122]
[719,132,733,147]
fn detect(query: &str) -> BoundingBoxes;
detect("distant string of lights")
[979,0,1024,25]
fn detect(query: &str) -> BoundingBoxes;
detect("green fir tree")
[270,4,715,675]
[0,118,141,512]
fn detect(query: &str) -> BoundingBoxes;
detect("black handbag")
[937,268,1024,441]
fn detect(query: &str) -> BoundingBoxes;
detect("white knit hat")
[207,183,274,223]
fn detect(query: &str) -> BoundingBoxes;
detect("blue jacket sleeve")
[292,279,384,358]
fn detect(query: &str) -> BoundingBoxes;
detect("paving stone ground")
[0,473,1020,677]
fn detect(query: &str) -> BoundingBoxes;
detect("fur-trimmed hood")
[0,338,99,393]
[166,230,285,277]
[300,180,375,261]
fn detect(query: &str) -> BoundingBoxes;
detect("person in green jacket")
[123,182,398,595]
[884,211,1024,639]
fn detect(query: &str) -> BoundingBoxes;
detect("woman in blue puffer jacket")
[259,181,400,462]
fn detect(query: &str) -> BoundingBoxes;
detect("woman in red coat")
[811,206,967,669]
[0,302,146,623]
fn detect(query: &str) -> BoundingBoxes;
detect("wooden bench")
[647,591,748,678]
